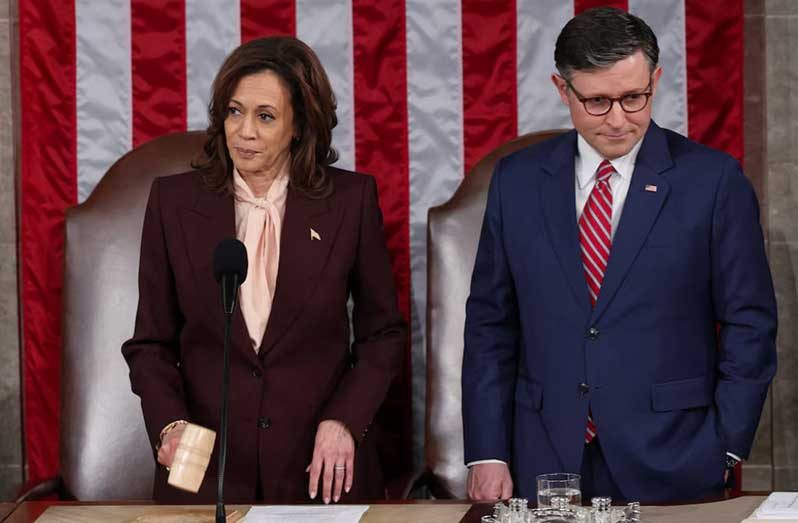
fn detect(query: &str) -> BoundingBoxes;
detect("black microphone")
[213,238,248,314]
[212,239,247,523]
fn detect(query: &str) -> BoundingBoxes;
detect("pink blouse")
[233,167,289,352]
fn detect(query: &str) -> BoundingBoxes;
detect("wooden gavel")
[168,423,216,493]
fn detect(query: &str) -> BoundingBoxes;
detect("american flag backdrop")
[18,0,743,482]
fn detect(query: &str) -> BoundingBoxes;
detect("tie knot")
[596,160,614,183]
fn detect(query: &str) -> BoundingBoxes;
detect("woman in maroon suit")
[122,37,406,504]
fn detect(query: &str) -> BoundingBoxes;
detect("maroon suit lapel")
[258,186,342,356]
[178,183,258,366]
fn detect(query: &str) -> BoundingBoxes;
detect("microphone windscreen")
[213,238,248,284]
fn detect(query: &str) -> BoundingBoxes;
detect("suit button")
[252,368,262,378]
[257,417,270,429]
[579,383,590,394]
[587,327,599,339]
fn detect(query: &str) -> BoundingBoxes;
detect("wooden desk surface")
[4,496,767,523]
[4,500,472,523]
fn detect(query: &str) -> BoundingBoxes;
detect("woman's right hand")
[157,424,186,469]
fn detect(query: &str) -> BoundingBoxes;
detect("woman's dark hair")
[194,36,338,197]
[554,7,659,81]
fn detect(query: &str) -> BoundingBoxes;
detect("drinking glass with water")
[536,473,581,508]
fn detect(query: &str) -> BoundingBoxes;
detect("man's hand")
[467,462,513,501]
[157,424,186,469]
[306,420,355,504]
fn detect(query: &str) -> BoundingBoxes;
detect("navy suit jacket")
[462,122,777,502]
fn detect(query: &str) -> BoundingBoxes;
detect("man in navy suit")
[462,7,777,503]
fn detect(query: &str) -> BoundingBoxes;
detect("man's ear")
[650,66,663,95]
[552,74,570,106]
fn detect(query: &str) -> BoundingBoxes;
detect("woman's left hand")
[306,419,355,503]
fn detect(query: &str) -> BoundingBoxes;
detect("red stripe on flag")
[131,0,187,147]
[19,0,78,481]
[574,0,628,14]
[461,0,518,173]
[352,0,412,481]
[686,0,744,163]
[241,0,296,42]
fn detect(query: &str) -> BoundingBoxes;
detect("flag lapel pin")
[310,228,321,241]
[644,184,658,193]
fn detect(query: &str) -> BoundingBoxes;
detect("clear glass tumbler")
[535,472,581,508]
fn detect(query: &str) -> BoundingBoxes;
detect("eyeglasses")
[566,79,653,116]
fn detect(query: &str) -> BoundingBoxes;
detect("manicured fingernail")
[334,496,339,502]
[324,497,330,504]
[310,491,316,499]
[345,486,350,493]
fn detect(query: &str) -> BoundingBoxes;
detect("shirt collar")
[575,133,644,190]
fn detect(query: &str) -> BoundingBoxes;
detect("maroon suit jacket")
[122,166,406,503]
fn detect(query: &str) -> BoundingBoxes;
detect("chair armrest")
[15,476,74,502]
[385,466,429,499]
[386,466,459,499]
[426,472,458,500]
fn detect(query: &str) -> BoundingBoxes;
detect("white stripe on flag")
[406,0,465,466]
[186,0,240,131]
[630,0,688,136]
[297,0,355,170]
[516,0,573,134]
[75,0,132,203]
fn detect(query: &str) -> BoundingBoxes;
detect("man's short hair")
[554,7,659,81]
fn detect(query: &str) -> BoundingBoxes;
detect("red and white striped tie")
[579,159,614,444]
